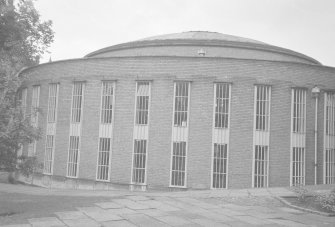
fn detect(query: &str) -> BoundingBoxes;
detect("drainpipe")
[312,86,320,185]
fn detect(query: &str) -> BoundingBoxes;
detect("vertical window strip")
[132,140,147,184]
[324,92,335,184]
[71,82,83,123]
[47,84,58,123]
[291,88,306,186]
[31,85,40,126]
[171,141,187,186]
[67,136,79,177]
[174,82,189,127]
[215,83,230,128]
[97,138,111,181]
[212,143,228,188]
[101,81,114,124]
[96,81,114,181]
[135,82,150,125]
[253,85,270,188]
[212,83,230,189]
[253,145,268,188]
[43,135,54,174]
[170,82,190,187]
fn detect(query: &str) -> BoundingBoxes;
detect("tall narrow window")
[31,85,40,126]
[291,88,306,186]
[253,85,271,188]
[28,85,40,156]
[71,82,84,123]
[67,82,84,178]
[171,141,187,186]
[215,83,230,128]
[174,82,189,127]
[212,83,230,189]
[170,82,190,187]
[96,81,115,181]
[132,140,147,184]
[97,138,111,181]
[324,92,335,184]
[67,136,80,177]
[212,143,228,188]
[43,83,59,174]
[101,82,114,124]
[131,81,151,185]
[17,88,28,158]
[135,82,150,125]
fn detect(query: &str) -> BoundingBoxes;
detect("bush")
[292,185,309,202]
[17,156,43,177]
[316,192,335,212]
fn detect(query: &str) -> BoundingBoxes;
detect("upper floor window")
[174,82,189,127]
[101,81,114,124]
[292,88,306,133]
[47,83,58,123]
[215,83,230,128]
[135,82,150,125]
[71,82,84,123]
[255,85,271,131]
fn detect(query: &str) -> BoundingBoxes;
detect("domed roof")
[85,31,320,65]
[137,31,267,45]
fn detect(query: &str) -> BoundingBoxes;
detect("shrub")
[316,192,335,212]
[17,156,43,177]
[292,185,309,202]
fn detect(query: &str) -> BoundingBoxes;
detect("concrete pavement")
[1,183,335,227]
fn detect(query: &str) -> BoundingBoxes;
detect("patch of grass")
[283,196,335,214]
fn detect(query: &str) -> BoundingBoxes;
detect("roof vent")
[197,49,206,56]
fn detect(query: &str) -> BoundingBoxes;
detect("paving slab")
[0,225,32,227]
[211,208,245,216]
[62,218,101,227]
[76,206,105,213]
[190,218,229,227]
[219,203,251,211]
[27,217,65,227]
[232,215,273,225]
[154,215,193,226]
[113,199,151,210]
[82,210,123,222]
[125,196,150,201]
[138,208,168,217]
[105,208,138,215]
[95,202,124,209]
[101,220,137,227]
[55,211,87,220]
[267,218,310,227]
[121,214,170,227]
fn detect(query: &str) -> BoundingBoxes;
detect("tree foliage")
[0,0,54,171]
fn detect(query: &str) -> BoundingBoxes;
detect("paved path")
[1,183,335,227]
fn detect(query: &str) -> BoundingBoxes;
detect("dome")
[85,31,320,65]
[137,31,267,45]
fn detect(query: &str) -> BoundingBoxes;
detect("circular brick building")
[19,31,335,190]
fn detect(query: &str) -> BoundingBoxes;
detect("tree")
[0,0,54,173]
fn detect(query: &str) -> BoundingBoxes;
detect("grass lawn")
[282,196,335,215]
[0,190,116,225]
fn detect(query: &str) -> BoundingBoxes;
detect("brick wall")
[21,56,335,189]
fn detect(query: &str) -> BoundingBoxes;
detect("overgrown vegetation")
[290,185,335,213]
[0,0,54,180]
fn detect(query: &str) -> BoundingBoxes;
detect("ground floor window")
[325,149,335,184]
[171,141,186,187]
[253,145,268,188]
[292,147,305,186]
[132,140,147,184]
[212,143,227,188]
[67,136,80,177]
[43,135,54,174]
[97,138,111,181]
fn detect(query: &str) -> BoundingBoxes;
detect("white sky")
[35,0,335,67]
